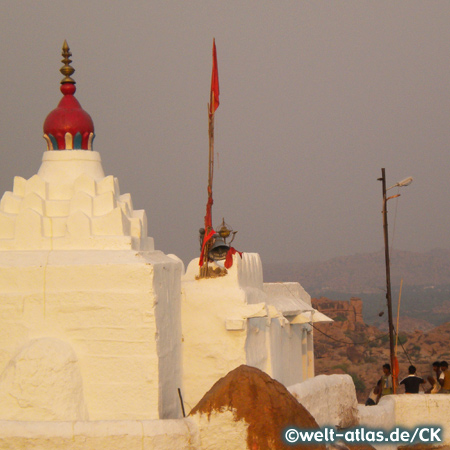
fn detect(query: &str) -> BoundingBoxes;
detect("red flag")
[199,228,216,267]
[393,356,399,393]
[224,247,243,269]
[209,39,219,116]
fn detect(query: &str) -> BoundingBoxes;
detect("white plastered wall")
[0,250,182,421]
[263,282,317,386]
[0,150,182,421]
[181,253,268,411]
[180,253,322,410]
[269,319,311,387]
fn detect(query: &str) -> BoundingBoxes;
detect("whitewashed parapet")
[358,394,450,450]
[288,374,360,429]
[0,418,199,450]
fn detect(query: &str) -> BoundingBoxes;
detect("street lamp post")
[378,168,412,394]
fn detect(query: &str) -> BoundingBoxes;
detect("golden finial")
[60,40,76,84]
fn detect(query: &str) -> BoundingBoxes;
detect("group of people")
[365,360,450,406]
[427,360,450,394]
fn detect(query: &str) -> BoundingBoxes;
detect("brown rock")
[312,295,450,402]
[346,346,364,364]
[190,364,325,450]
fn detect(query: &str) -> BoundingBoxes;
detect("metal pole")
[178,388,186,418]
[379,168,396,394]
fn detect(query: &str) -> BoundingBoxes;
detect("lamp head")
[397,176,413,187]
[387,176,413,190]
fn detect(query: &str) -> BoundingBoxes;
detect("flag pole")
[199,105,215,278]
[199,39,219,278]
[395,278,403,352]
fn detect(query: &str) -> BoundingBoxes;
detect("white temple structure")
[0,42,182,421]
[181,255,331,408]
[0,42,331,425]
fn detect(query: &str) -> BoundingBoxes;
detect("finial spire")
[43,41,95,150]
[60,40,76,84]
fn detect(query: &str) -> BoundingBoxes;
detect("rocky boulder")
[190,364,325,450]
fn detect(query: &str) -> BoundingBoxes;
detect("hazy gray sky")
[0,1,449,266]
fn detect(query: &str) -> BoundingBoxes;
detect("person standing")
[427,361,441,393]
[439,361,450,393]
[379,363,393,398]
[399,365,425,393]
[365,380,381,405]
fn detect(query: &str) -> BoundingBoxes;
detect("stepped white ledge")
[38,150,105,184]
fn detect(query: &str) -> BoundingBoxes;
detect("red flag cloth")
[393,356,399,378]
[199,228,216,267]
[393,356,399,390]
[209,39,219,117]
[224,247,243,269]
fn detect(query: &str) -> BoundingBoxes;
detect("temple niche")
[0,42,331,424]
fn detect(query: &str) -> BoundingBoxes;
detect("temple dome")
[43,41,95,151]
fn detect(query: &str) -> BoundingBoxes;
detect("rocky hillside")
[313,297,450,403]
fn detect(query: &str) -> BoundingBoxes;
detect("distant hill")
[264,248,450,291]
[264,249,450,327]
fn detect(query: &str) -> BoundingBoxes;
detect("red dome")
[43,42,95,151]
